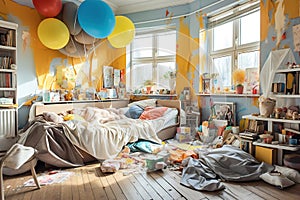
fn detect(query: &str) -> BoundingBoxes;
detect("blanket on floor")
[180,145,274,191]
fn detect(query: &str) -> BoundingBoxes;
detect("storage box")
[255,146,276,165]
[177,127,191,134]
[0,98,13,104]
[176,133,192,143]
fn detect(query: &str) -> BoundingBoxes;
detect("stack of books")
[239,132,258,141]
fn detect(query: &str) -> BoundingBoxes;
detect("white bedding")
[152,107,178,131]
[63,106,178,160]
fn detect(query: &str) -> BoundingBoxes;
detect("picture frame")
[211,102,236,126]
[114,69,121,87]
[103,66,114,88]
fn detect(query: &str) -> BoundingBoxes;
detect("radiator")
[0,109,16,138]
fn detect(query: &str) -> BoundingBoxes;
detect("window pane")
[132,34,153,58]
[212,56,232,87]
[131,63,152,90]
[157,31,176,56]
[240,11,260,45]
[213,22,233,51]
[157,62,176,89]
[238,50,259,70]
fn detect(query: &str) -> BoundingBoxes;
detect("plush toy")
[64,90,73,101]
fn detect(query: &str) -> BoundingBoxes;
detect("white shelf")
[0,87,16,91]
[253,141,300,151]
[275,68,300,73]
[0,19,18,151]
[242,115,300,124]
[243,114,300,165]
[131,94,177,97]
[0,69,16,73]
[0,45,16,51]
[273,94,300,98]
[196,93,260,97]
[42,99,129,104]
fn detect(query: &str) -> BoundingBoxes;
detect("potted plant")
[143,80,155,94]
[232,69,246,94]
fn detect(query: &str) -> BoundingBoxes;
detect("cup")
[289,138,298,146]
[232,126,240,134]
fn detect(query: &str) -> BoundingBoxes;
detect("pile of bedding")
[180,145,274,191]
[17,101,178,167]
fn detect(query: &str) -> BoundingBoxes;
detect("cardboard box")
[176,133,192,143]
[177,127,191,134]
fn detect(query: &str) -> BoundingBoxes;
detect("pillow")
[43,112,63,123]
[139,106,168,120]
[128,99,157,109]
[259,172,295,189]
[125,105,144,119]
[274,165,300,183]
[118,107,130,115]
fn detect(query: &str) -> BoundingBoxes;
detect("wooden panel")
[3,163,300,200]
[255,146,276,165]
[35,100,129,116]
[157,99,181,111]
[35,99,181,117]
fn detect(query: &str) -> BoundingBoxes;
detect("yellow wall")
[0,0,125,91]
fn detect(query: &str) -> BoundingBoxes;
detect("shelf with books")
[242,114,300,165]
[0,19,18,151]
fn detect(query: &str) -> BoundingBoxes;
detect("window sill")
[196,93,260,97]
[131,94,177,97]
[42,99,129,104]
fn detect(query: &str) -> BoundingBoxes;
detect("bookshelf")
[242,115,300,165]
[272,68,300,96]
[0,19,18,151]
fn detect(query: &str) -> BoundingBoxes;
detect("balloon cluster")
[34,0,135,57]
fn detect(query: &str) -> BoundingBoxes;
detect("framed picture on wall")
[103,66,114,88]
[114,69,121,87]
[211,102,236,126]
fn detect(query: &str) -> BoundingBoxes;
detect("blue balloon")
[78,0,115,38]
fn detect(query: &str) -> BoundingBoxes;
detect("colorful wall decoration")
[0,0,127,127]
[2,0,300,127]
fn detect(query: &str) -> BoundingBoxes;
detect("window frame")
[127,28,176,91]
[206,1,260,88]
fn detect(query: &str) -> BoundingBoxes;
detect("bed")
[17,99,181,167]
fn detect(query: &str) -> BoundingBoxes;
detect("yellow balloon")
[38,18,70,50]
[108,16,135,48]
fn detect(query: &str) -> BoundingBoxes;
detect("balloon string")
[88,52,94,87]
[69,36,84,64]
[74,7,78,35]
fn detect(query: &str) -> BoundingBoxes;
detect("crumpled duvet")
[17,111,164,167]
[180,145,274,191]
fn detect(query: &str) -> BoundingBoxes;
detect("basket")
[259,96,276,117]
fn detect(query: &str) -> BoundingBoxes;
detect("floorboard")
[2,163,300,200]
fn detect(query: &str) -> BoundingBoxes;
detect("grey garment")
[18,117,85,168]
[181,145,274,191]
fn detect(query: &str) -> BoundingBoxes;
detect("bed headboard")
[156,99,181,113]
[35,100,129,116]
[34,99,181,116]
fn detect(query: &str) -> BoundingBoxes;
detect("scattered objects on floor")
[23,170,73,186]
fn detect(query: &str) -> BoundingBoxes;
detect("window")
[205,1,260,90]
[126,29,176,92]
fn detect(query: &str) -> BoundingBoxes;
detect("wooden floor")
[3,162,300,200]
